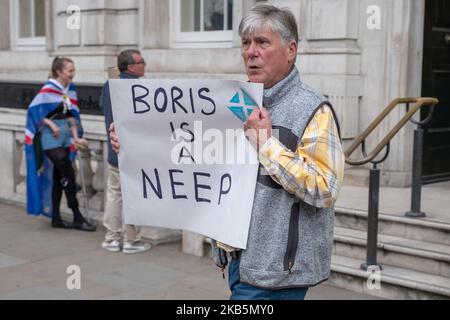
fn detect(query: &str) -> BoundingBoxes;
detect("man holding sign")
[110,5,344,300]
[109,78,263,249]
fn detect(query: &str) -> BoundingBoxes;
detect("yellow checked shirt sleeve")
[259,105,345,208]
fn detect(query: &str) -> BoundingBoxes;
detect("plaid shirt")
[259,105,345,208]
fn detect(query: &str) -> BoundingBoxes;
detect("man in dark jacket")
[100,49,151,254]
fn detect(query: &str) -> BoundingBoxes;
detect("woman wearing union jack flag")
[25,57,96,232]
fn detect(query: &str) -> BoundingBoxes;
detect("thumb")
[248,108,261,120]
[260,108,270,120]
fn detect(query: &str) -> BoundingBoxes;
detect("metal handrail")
[345,97,439,166]
[344,97,439,271]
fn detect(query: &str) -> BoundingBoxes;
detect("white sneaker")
[122,241,152,254]
[101,240,121,252]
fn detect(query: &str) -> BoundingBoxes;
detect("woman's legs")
[45,147,84,224]
[51,166,63,224]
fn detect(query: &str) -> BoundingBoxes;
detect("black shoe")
[51,221,72,229]
[73,221,96,232]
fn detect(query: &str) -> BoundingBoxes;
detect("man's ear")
[287,40,298,63]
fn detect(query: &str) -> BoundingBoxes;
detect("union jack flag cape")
[25,79,83,217]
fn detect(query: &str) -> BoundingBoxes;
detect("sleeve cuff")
[259,136,285,162]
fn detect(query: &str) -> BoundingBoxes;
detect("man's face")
[127,53,146,77]
[242,27,297,88]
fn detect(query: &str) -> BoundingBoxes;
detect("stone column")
[300,0,363,147]
[140,0,170,49]
[45,0,54,52]
[53,0,139,52]
[0,0,10,50]
[182,231,206,257]
[90,146,105,212]
[51,0,138,83]
[357,0,424,186]
[15,136,26,196]
[0,130,15,198]
[76,147,95,197]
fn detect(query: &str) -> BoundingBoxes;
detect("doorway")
[421,0,450,183]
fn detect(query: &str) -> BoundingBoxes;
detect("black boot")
[72,208,96,232]
[72,219,96,232]
[52,208,71,229]
[52,220,72,229]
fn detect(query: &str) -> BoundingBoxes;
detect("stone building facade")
[0,0,448,212]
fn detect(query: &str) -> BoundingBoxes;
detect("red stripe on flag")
[70,99,79,106]
[39,88,63,95]
[25,135,33,145]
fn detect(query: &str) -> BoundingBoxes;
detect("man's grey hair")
[239,5,299,45]
[117,49,141,72]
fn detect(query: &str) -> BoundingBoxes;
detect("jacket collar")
[119,72,140,79]
[263,66,301,109]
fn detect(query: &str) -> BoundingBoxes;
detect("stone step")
[330,255,450,299]
[335,207,450,246]
[334,227,450,277]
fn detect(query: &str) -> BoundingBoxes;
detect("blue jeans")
[228,255,309,300]
[41,119,72,151]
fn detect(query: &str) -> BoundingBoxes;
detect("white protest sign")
[110,79,263,249]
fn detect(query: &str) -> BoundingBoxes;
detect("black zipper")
[284,202,300,274]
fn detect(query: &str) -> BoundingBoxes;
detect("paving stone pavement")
[0,202,380,300]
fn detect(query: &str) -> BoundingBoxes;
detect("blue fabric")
[25,80,83,217]
[101,72,140,167]
[228,256,308,300]
[40,119,72,151]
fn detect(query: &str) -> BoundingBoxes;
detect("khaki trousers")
[103,165,141,243]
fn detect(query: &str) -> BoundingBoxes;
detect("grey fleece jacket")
[239,67,339,289]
